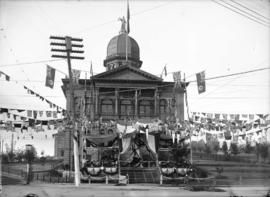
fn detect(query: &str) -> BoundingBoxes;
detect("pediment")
[93,66,162,81]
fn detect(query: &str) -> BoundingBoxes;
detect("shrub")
[259,143,269,162]
[245,142,253,154]
[222,141,228,155]
[230,143,238,155]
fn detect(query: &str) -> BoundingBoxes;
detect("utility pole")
[50,35,84,187]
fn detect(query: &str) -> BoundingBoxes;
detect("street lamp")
[25,144,32,184]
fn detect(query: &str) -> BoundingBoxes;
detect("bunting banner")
[173,71,181,87]
[127,0,130,34]
[72,69,81,83]
[196,71,206,94]
[45,65,56,89]
[90,62,94,77]
[0,71,10,81]
[23,85,65,112]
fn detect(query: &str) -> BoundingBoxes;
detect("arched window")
[159,99,167,115]
[139,100,153,117]
[101,98,114,115]
[171,99,176,114]
[120,99,134,116]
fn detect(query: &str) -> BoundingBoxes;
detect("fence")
[193,152,257,163]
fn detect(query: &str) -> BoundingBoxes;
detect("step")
[121,167,160,183]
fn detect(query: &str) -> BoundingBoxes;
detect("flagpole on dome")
[125,0,130,63]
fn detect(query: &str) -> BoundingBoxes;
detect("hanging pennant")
[33,111,38,119]
[46,111,52,117]
[27,110,32,117]
[173,71,181,87]
[53,111,57,118]
[39,111,44,117]
[45,65,56,89]
[72,69,81,83]
[196,71,206,94]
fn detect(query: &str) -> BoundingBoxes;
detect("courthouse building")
[54,25,187,165]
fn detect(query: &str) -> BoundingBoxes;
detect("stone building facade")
[54,30,187,166]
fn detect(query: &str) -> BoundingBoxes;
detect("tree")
[245,142,253,154]
[197,140,206,158]
[222,141,228,155]
[259,143,269,163]
[205,142,212,155]
[230,143,239,155]
[24,145,37,163]
[191,141,198,153]
[15,149,25,162]
[255,143,260,162]
[210,138,220,160]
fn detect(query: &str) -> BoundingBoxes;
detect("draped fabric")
[121,137,131,154]
[117,124,136,134]
[146,134,156,154]
[176,134,180,144]
[87,133,117,146]
[117,124,126,133]
[172,130,175,144]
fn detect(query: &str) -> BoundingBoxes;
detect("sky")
[0,0,269,114]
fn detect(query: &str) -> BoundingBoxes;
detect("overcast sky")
[0,0,269,114]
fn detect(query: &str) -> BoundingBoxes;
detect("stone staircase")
[120,167,160,183]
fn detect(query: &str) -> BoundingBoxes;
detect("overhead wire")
[229,0,270,21]
[211,0,270,27]
[73,1,174,34]
[220,0,270,24]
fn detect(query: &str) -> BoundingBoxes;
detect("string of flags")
[196,71,206,94]
[159,66,206,94]
[191,111,267,123]
[45,65,56,89]
[0,70,10,81]
[0,107,64,121]
[23,85,65,112]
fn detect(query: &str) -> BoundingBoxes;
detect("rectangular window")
[60,150,64,157]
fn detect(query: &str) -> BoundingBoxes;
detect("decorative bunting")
[173,71,181,87]
[196,71,206,94]
[0,71,10,81]
[45,65,56,89]
[53,111,57,118]
[72,69,81,83]
[39,111,43,117]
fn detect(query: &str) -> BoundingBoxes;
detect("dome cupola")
[104,17,142,70]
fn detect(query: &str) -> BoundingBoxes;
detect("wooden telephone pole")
[50,36,84,187]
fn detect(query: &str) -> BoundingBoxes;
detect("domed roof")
[106,33,140,60]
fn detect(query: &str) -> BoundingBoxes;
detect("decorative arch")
[101,98,114,115]
[139,100,153,118]
[120,99,134,117]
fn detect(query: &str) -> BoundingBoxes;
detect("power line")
[212,0,270,27]
[0,59,65,68]
[229,0,270,21]
[73,1,173,34]
[189,96,269,99]
[188,67,270,83]
[220,0,270,24]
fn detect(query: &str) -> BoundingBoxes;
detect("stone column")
[174,86,185,122]
[95,88,99,116]
[135,90,138,118]
[154,88,159,117]
[115,88,119,119]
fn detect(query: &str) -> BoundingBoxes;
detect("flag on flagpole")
[127,0,130,34]
[90,61,93,77]
[196,71,206,94]
[160,65,167,78]
[173,71,181,86]
[164,65,167,76]
[72,69,81,84]
[45,65,56,89]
